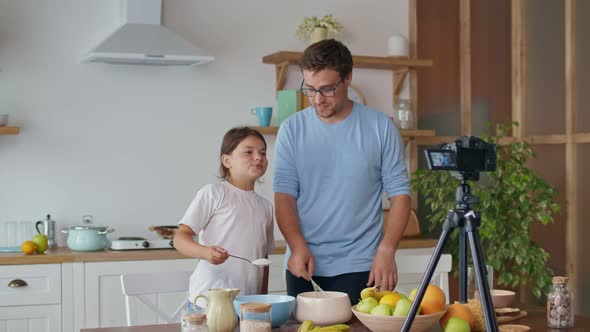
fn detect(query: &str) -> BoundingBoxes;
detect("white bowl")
[295,291,352,325]
[0,114,7,126]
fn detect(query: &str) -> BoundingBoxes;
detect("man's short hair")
[299,39,353,79]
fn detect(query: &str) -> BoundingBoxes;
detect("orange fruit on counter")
[21,241,37,255]
[440,302,475,330]
[379,293,403,307]
[410,284,446,314]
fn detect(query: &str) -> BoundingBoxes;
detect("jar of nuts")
[547,276,574,328]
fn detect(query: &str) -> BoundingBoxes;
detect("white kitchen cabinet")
[71,259,198,331]
[268,254,286,294]
[0,264,62,332]
[0,304,61,332]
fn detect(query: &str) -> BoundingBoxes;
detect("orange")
[410,284,446,315]
[21,241,37,255]
[379,293,403,307]
[440,302,475,330]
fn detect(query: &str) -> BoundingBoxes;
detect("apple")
[369,303,393,316]
[444,317,471,332]
[356,297,379,314]
[31,234,48,254]
[409,287,418,300]
[393,298,420,317]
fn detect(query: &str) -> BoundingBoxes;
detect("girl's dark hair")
[299,39,353,79]
[219,127,267,179]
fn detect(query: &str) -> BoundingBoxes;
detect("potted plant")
[411,123,560,300]
[296,14,343,45]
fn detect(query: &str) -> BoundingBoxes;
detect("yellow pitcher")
[193,288,240,332]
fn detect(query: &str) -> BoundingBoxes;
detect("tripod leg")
[459,227,468,302]
[465,215,499,332]
[401,211,457,332]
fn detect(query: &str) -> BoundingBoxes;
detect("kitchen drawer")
[0,264,61,306]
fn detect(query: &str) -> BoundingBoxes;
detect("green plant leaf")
[412,123,559,300]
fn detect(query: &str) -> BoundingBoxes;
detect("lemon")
[374,290,395,301]
[379,293,403,307]
[21,241,37,255]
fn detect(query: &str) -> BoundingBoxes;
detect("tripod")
[401,175,498,332]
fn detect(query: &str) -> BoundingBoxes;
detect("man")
[273,39,412,302]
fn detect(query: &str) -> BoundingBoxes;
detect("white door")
[0,305,61,332]
[83,259,197,328]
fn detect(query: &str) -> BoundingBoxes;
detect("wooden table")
[81,309,590,332]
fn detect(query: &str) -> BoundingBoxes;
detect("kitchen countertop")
[80,309,590,332]
[0,238,439,265]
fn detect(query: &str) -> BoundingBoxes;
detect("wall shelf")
[0,127,19,135]
[262,51,433,107]
[252,126,435,140]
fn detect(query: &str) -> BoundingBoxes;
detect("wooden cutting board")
[497,311,528,324]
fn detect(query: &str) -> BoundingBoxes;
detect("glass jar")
[547,276,574,328]
[240,302,272,332]
[394,99,413,129]
[182,313,208,332]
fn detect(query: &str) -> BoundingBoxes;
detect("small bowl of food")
[475,289,515,308]
[149,225,178,239]
[295,291,352,325]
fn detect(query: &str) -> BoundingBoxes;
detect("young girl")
[174,127,274,300]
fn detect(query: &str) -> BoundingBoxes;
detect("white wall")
[0,0,409,243]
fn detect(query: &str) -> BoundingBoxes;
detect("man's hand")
[288,246,315,281]
[367,246,397,291]
[206,246,229,265]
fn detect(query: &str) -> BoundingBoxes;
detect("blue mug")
[251,107,273,126]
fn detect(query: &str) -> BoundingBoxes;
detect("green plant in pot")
[411,123,560,300]
[296,14,342,45]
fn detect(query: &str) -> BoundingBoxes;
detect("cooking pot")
[62,215,114,251]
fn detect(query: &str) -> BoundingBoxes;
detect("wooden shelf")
[0,127,19,135]
[251,126,435,138]
[262,51,433,106]
[262,51,433,70]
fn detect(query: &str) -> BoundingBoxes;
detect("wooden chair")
[120,271,192,326]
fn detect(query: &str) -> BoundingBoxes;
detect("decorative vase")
[308,27,328,45]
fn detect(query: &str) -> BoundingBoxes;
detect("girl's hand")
[206,246,229,265]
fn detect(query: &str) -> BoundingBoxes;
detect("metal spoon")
[229,254,271,267]
[304,272,329,297]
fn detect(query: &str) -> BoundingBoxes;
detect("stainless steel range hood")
[82,0,214,66]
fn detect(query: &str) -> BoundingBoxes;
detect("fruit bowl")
[352,305,446,332]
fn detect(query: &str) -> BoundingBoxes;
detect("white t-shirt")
[179,181,274,300]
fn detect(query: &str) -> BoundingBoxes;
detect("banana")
[297,320,315,332]
[310,323,350,331]
[360,286,376,300]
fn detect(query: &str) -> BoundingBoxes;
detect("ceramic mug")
[251,107,273,127]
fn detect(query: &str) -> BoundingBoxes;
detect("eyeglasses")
[300,78,344,97]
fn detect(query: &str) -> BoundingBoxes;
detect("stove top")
[109,237,174,250]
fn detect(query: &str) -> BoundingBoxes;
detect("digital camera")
[425,136,497,172]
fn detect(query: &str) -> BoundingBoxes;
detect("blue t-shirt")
[273,102,411,276]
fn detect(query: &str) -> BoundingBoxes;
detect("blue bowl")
[233,294,296,327]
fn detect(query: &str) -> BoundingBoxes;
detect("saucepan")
[62,215,114,251]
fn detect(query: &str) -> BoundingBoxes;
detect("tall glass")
[468,264,494,299]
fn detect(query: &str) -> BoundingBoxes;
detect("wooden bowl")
[499,324,531,332]
[352,305,446,332]
[475,289,516,308]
